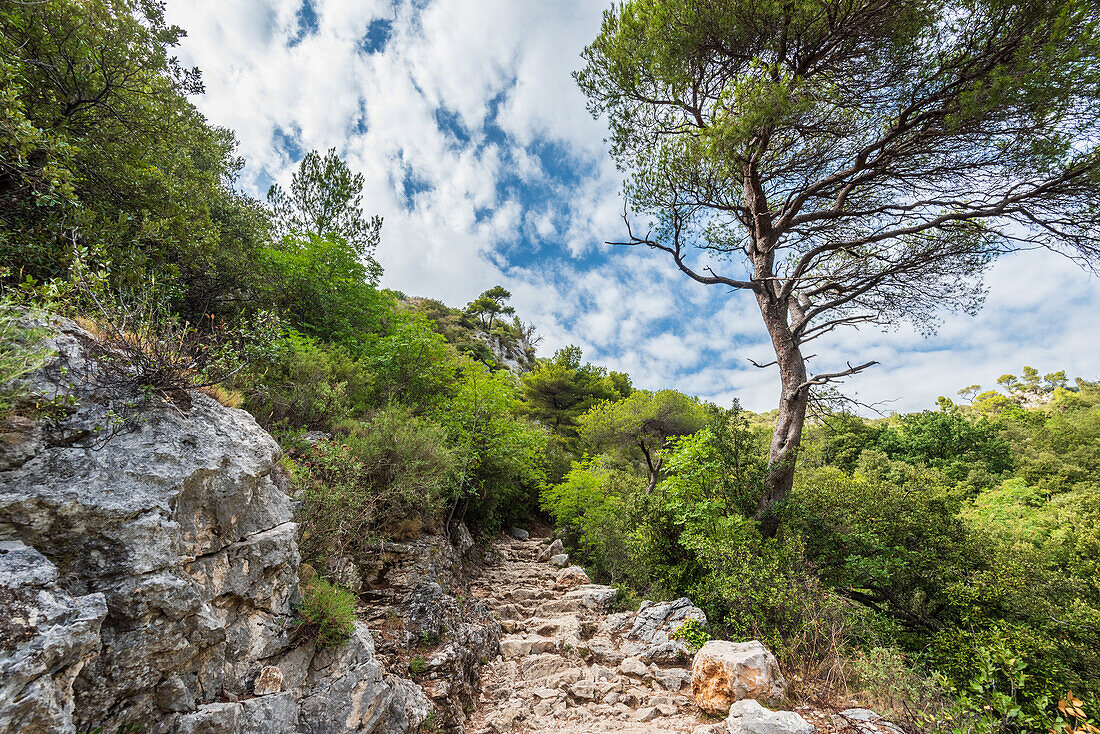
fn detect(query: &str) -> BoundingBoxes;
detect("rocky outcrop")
[727,699,815,734]
[0,317,429,733]
[354,530,501,733]
[0,541,106,734]
[692,640,786,714]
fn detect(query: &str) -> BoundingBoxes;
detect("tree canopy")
[578,0,1100,527]
[268,147,382,281]
[579,388,707,491]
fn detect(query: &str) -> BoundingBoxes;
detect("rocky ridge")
[0,316,430,734]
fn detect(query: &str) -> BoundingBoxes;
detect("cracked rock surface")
[0,316,427,734]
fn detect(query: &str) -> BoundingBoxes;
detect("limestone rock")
[620,597,708,663]
[726,699,814,734]
[561,585,617,612]
[836,708,901,734]
[450,522,475,556]
[509,527,530,540]
[0,316,432,734]
[693,725,727,734]
[296,623,430,734]
[549,553,570,567]
[618,656,650,678]
[554,566,591,589]
[0,541,107,734]
[692,640,786,714]
[537,538,564,562]
[655,667,693,691]
[253,666,283,696]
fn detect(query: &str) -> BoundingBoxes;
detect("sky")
[165,0,1100,413]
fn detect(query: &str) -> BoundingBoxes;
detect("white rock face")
[0,541,106,734]
[549,553,570,567]
[726,699,814,734]
[691,640,786,714]
[617,597,709,664]
[0,317,429,733]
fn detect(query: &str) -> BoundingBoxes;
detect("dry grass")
[197,384,244,408]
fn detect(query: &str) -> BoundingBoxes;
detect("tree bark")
[753,276,808,536]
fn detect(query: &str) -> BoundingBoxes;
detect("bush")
[0,299,52,416]
[239,332,373,431]
[295,403,460,565]
[436,363,548,534]
[541,458,646,586]
[669,617,710,653]
[295,578,356,649]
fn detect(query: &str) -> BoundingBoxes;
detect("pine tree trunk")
[754,290,808,536]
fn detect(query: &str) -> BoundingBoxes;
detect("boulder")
[691,640,785,714]
[0,317,432,734]
[726,699,814,734]
[554,566,591,589]
[617,597,708,663]
[549,553,570,567]
[537,538,564,562]
[509,527,530,540]
[0,541,107,734]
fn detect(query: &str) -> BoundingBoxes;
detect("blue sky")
[165,0,1100,413]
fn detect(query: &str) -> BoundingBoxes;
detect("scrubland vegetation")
[1,2,1098,733]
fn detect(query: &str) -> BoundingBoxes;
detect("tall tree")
[521,346,628,440]
[577,0,1100,529]
[268,148,382,280]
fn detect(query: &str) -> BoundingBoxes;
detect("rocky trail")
[466,532,706,733]
[460,532,904,734]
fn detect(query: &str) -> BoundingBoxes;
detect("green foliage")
[578,389,707,489]
[239,332,373,432]
[876,411,1013,484]
[669,617,710,653]
[260,233,391,347]
[409,656,428,676]
[0,300,53,416]
[521,346,628,444]
[295,579,357,649]
[438,364,549,534]
[465,286,515,331]
[362,311,461,412]
[295,404,460,564]
[0,0,270,320]
[541,458,645,585]
[268,147,382,276]
[794,459,978,636]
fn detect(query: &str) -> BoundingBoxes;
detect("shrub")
[295,403,460,565]
[0,299,52,416]
[437,363,548,535]
[669,618,710,653]
[295,578,356,649]
[240,331,372,431]
[71,279,280,408]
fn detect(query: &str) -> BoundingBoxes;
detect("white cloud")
[166,0,1100,415]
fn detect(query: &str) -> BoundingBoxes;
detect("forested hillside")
[1,2,1098,733]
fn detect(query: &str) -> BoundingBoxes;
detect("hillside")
[1,2,1099,734]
